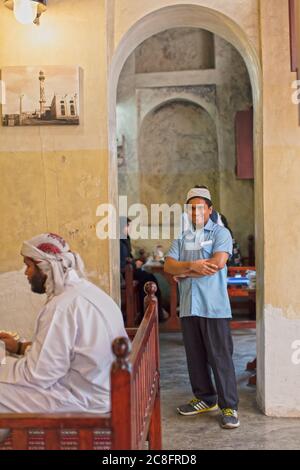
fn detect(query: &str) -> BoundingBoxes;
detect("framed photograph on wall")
[1,65,80,126]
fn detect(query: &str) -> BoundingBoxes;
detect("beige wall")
[113,0,260,52]
[259,0,300,416]
[0,0,110,292]
[1,0,300,416]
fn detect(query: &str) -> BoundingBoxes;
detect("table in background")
[143,262,180,332]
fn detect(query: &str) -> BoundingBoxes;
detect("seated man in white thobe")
[0,233,127,442]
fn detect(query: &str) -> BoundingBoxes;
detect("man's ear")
[209,206,213,215]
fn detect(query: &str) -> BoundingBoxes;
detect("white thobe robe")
[0,270,127,414]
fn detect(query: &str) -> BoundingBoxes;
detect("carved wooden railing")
[111,282,161,450]
[0,282,161,450]
[121,261,140,328]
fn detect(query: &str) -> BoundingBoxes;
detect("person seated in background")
[153,244,165,262]
[136,248,148,265]
[219,214,242,267]
[0,233,127,443]
[120,217,168,323]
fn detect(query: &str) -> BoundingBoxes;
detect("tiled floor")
[160,330,300,450]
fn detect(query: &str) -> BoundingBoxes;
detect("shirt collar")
[204,218,215,231]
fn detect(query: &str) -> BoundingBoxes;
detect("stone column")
[258,0,300,416]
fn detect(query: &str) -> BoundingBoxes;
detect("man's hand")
[174,260,219,280]
[0,333,18,354]
[190,259,219,276]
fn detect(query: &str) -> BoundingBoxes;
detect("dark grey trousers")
[181,316,239,410]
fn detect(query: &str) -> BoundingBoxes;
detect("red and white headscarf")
[21,233,86,300]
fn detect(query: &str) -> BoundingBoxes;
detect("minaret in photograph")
[39,70,46,116]
[19,94,24,124]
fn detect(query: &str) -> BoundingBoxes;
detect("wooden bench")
[0,283,161,451]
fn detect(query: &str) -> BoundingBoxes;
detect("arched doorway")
[138,98,219,227]
[108,4,264,411]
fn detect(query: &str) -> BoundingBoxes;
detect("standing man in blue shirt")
[164,187,240,429]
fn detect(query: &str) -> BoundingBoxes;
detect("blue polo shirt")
[166,218,233,319]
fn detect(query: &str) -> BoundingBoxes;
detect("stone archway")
[138,95,221,210]
[139,94,218,126]
[138,98,219,218]
[108,4,264,411]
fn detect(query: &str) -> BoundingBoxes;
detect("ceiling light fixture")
[4,0,47,26]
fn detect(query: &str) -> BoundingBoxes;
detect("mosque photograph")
[0,0,300,456]
[2,65,80,126]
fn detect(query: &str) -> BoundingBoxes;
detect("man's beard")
[30,272,46,294]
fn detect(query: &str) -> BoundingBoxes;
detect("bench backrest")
[111,281,161,450]
[0,282,161,450]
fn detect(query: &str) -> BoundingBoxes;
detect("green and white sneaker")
[220,409,240,429]
[177,398,218,416]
